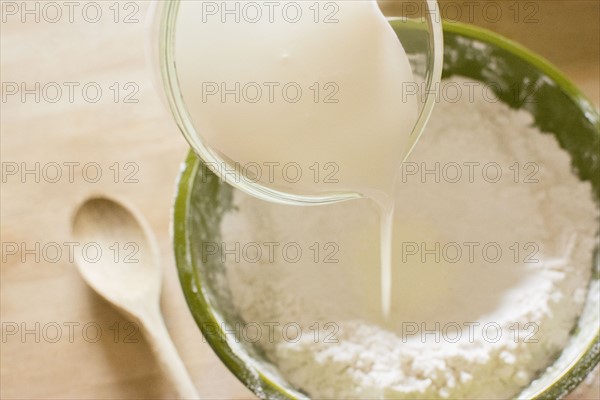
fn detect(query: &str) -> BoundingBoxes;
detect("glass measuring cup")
[151,0,443,206]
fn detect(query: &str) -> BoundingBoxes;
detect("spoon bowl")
[72,197,161,317]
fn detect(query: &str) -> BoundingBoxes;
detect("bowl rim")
[173,21,600,400]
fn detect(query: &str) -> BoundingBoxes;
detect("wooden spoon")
[72,196,199,399]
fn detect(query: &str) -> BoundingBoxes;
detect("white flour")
[220,78,599,399]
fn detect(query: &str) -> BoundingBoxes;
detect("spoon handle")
[141,309,200,399]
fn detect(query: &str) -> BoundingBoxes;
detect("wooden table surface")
[1,1,598,399]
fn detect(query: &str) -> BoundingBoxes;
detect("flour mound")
[221,78,598,399]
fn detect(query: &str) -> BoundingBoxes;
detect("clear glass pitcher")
[149,0,443,205]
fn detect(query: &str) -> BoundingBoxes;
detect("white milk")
[175,0,418,317]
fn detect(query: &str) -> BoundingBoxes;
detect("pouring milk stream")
[174,0,423,317]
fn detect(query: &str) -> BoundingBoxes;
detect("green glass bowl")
[173,22,599,399]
